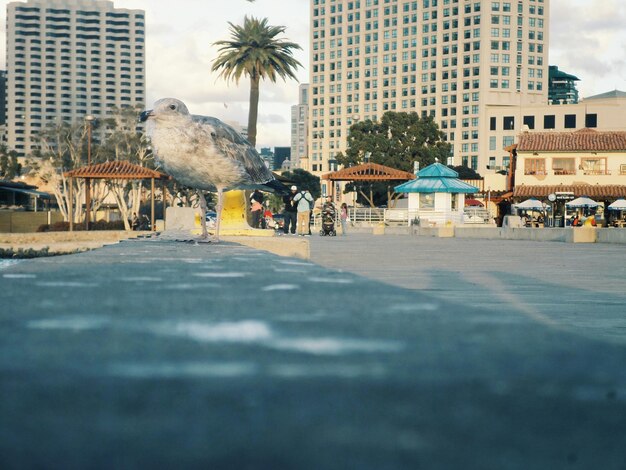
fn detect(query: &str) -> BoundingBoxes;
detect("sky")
[1,0,625,149]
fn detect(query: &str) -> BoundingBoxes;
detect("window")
[580,158,608,175]
[419,193,435,210]
[564,114,576,129]
[503,116,514,130]
[585,113,598,128]
[471,156,478,170]
[489,136,497,150]
[490,116,496,130]
[525,158,546,175]
[543,115,555,129]
[451,193,458,211]
[523,115,535,130]
[552,158,576,175]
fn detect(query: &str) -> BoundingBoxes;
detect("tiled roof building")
[517,129,626,152]
[513,128,626,200]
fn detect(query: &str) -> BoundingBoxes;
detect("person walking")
[340,202,349,236]
[250,198,263,228]
[250,189,264,205]
[282,185,298,235]
[293,188,314,236]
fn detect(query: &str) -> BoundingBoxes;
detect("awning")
[513,185,626,199]
[1,186,52,199]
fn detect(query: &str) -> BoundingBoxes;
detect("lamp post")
[84,115,95,230]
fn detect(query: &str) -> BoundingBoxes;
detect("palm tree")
[211,16,302,147]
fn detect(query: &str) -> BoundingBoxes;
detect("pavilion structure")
[395,162,479,226]
[322,162,416,207]
[64,161,169,231]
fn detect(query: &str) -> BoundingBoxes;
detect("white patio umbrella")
[608,199,626,211]
[515,198,546,211]
[566,197,599,208]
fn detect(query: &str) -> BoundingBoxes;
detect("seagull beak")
[139,109,154,122]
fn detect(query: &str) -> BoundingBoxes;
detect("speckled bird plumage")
[140,97,281,241]
[142,98,275,192]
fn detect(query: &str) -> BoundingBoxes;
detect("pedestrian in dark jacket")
[282,185,298,234]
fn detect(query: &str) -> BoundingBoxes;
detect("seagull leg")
[214,188,223,243]
[198,190,209,239]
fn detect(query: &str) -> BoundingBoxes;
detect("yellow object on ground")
[191,190,274,237]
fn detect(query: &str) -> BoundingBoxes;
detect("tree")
[100,105,154,230]
[336,112,452,207]
[449,165,482,179]
[0,144,22,180]
[211,16,302,147]
[280,168,321,200]
[338,111,451,171]
[29,121,107,223]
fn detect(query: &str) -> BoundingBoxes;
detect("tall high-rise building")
[0,71,7,127]
[5,0,146,156]
[290,83,309,168]
[308,0,549,177]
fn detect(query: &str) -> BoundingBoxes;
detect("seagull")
[140,98,286,241]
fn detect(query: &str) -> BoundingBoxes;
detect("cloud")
[550,0,626,96]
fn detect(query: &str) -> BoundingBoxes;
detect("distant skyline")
[1,0,625,148]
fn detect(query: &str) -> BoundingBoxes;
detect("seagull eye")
[169,104,176,110]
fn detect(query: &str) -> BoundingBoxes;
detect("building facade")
[547,65,579,105]
[483,91,626,176]
[308,0,549,176]
[290,83,310,169]
[273,146,292,170]
[5,0,146,156]
[0,71,7,126]
[511,128,626,209]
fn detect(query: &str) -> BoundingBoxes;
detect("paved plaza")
[310,233,626,346]
[1,234,625,469]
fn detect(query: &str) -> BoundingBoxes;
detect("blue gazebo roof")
[417,162,459,178]
[394,162,479,194]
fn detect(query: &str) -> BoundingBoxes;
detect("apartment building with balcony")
[308,0,549,177]
[511,128,626,200]
[5,0,146,156]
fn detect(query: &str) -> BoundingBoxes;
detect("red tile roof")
[322,162,416,181]
[513,184,626,199]
[64,161,169,179]
[516,128,626,152]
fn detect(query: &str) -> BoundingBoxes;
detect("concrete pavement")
[1,235,626,469]
[310,233,626,345]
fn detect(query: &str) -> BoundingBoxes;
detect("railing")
[463,207,491,224]
[349,207,385,225]
[312,207,494,228]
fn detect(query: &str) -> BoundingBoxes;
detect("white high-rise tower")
[308,0,549,175]
[6,0,146,156]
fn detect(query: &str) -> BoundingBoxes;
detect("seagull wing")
[192,115,275,185]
